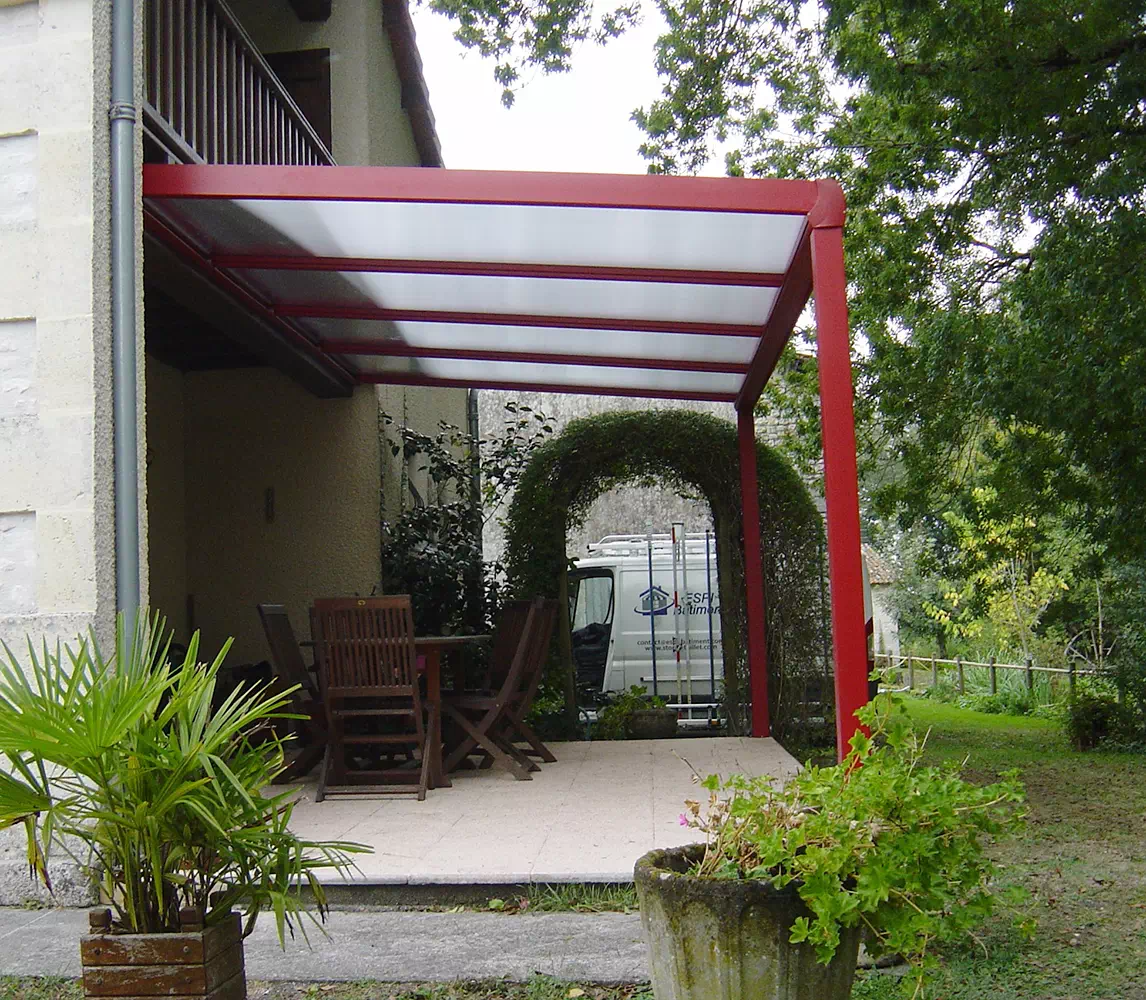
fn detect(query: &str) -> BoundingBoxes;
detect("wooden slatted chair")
[442,598,547,779]
[310,595,435,802]
[256,603,325,782]
[499,598,559,765]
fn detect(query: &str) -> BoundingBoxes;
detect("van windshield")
[571,572,614,629]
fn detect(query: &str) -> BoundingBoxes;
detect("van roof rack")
[586,533,716,557]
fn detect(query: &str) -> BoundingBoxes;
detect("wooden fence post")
[1068,660,1076,697]
[931,654,938,688]
[1025,657,1034,693]
[907,653,914,691]
[989,656,997,695]
[957,657,965,695]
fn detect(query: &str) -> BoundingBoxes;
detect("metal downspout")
[110,0,140,615]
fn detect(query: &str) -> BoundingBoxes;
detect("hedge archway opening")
[502,409,831,742]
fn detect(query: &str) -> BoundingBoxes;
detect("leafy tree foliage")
[422,0,1146,555]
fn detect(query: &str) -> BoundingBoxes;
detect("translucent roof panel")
[143,165,838,402]
[238,268,778,329]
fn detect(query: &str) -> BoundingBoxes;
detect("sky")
[408,6,669,175]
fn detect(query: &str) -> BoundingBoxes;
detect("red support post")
[811,223,868,761]
[737,407,770,737]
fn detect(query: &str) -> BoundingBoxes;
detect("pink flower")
[679,813,689,827]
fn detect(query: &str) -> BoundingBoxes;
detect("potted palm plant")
[0,615,366,1000]
[634,695,1028,1000]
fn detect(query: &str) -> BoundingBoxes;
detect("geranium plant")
[0,615,365,941]
[681,694,1028,996]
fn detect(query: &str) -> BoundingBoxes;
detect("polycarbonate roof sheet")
[143,165,833,402]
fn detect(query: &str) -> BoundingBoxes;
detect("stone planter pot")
[634,845,860,1000]
[628,707,679,739]
[82,907,246,1000]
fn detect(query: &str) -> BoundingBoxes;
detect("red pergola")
[142,163,867,758]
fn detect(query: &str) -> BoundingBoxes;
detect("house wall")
[180,369,384,665]
[870,583,900,658]
[0,0,120,906]
[225,0,421,167]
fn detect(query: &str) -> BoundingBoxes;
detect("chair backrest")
[310,596,420,700]
[487,599,534,690]
[514,599,558,710]
[256,604,318,697]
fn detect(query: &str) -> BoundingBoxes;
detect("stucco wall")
[871,583,900,658]
[0,0,117,907]
[224,0,421,167]
[181,369,384,666]
[0,0,115,657]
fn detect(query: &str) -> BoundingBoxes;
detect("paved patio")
[286,737,798,885]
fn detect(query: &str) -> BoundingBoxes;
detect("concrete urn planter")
[634,845,860,1000]
[82,907,246,1000]
[627,708,679,740]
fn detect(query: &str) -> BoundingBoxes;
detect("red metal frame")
[321,340,750,374]
[737,407,771,737]
[145,163,823,214]
[214,254,787,288]
[141,165,867,747]
[273,303,765,340]
[811,222,868,761]
[358,371,738,402]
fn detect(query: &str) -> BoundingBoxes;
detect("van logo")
[636,586,671,616]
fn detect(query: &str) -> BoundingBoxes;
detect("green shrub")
[594,685,667,740]
[920,679,959,703]
[1065,688,1143,750]
[957,691,1034,716]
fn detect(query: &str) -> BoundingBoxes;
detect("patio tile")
[290,736,797,884]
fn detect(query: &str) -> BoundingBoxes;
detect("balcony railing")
[143,0,335,166]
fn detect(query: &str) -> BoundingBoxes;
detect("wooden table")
[415,634,489,790]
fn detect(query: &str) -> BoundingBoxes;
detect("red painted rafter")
[144,163,821,215]
[214,254,786,288]
[142,211,357,387]
[321,339,750,374]
[276,303,765,339]
[358,370,738,402]
[735,232,813,411]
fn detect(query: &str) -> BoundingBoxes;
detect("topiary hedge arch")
[502,409,831,741]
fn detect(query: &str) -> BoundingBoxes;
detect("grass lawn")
[854,698,1146,1000]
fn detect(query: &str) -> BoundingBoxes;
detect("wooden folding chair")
[499,598,559,765]
[441,599,543,780]
[310,596,436,802]
[256,603,326,782]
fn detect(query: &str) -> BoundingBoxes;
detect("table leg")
[424,649,451,789]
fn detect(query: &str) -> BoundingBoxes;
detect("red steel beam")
[144,163,822,215]
[321,340,750,374]
[737,408,771,738]
[142,210,356,388]
[358,370,738,402]
[214,254,787,288]
[734,235,813,410]
[811,221,868,762]
[276,303,765,339]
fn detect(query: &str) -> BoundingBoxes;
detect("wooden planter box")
[81,907,246,1000]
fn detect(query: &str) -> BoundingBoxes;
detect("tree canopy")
[422,0,1146,556]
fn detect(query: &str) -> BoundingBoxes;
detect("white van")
[569,531,723,723]
[569,530,877,724]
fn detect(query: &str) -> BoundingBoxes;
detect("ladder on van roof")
[586,533,716,558]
